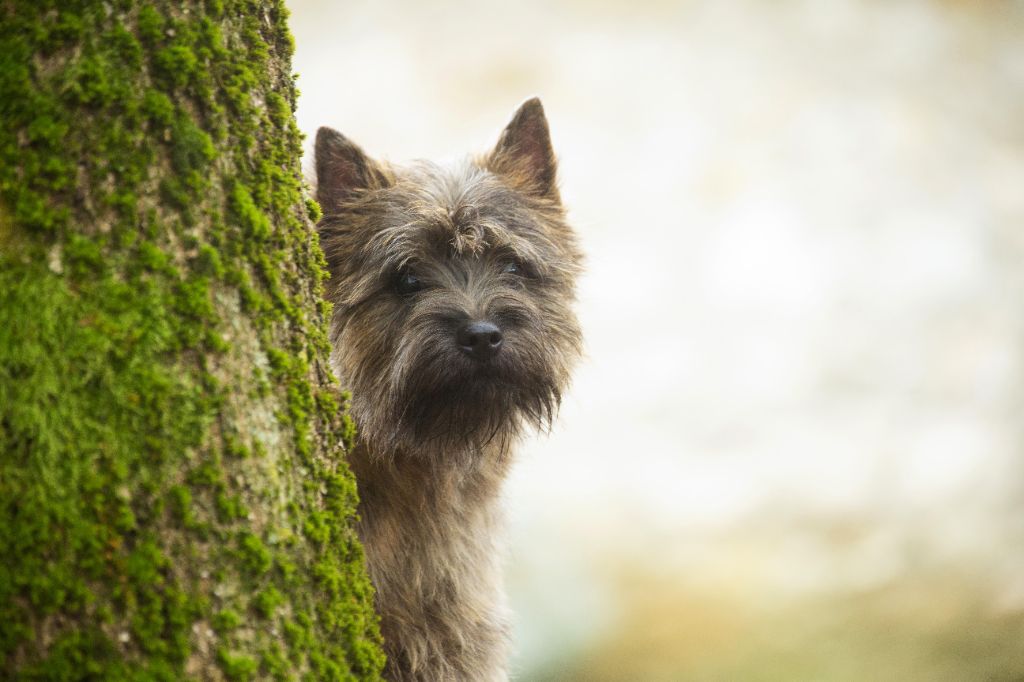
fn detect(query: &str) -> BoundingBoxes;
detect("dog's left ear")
[486,97,559,200]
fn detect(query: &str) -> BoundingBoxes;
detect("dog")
[315,97,582,681]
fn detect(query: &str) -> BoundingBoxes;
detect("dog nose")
[457,321,503,360]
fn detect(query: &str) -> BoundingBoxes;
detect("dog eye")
[395,271,424,295]
[501,260,521,275]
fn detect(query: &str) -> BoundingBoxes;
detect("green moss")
[224,434,250,459]
[260,642,290,680]
[1,0,384,678]
[143,89,175,127]
[188,458,225,487]
[283,613,315,656]
[315,389,340,416]
[230,182,272,241]
[170,485,200,529]
[137,6,165,44]
[138,240,174,273]
[266,347,290,375]
[174,275,216,321]
[218,648,259,681]
[155,44,200,88]
[213,608,243,634]
[237,532,273,575]
[253,586,285,618]
[172,114,217,172]
[216,491,249,522]
[303,511,331,545]
[196,242,226,278]
[305,197,323,223]
[276,556,299,585]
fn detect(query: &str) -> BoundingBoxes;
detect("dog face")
[315,99,582,459]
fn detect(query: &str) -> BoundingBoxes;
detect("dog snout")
[456,321,503,361]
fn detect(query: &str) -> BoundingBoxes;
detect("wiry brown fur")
[315,98,581,681]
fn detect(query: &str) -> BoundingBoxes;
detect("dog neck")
[348,440,513,681]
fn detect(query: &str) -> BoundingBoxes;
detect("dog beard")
[370,332,562,458]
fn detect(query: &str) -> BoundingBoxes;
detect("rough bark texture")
[0,1,385,679]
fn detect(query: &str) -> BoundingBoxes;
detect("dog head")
[315,99,582,460]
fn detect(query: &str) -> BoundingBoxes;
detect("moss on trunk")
[0,0,385,679]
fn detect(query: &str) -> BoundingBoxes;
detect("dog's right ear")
[315,127,389,215]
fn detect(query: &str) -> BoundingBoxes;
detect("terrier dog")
[314,98,582,681]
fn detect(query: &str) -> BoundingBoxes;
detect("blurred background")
[288,0,1024,678]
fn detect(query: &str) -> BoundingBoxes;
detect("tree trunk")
[0,1,385,679]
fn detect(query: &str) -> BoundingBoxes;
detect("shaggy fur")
[315,98,582,681]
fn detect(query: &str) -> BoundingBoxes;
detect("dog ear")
[486,97,559,200]
[315,127,389,214]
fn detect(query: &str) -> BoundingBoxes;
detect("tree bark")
[0,1,385,679]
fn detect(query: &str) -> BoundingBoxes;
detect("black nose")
[457,321,503,360]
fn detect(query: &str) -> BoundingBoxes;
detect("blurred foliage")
[532,565,1024,681]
